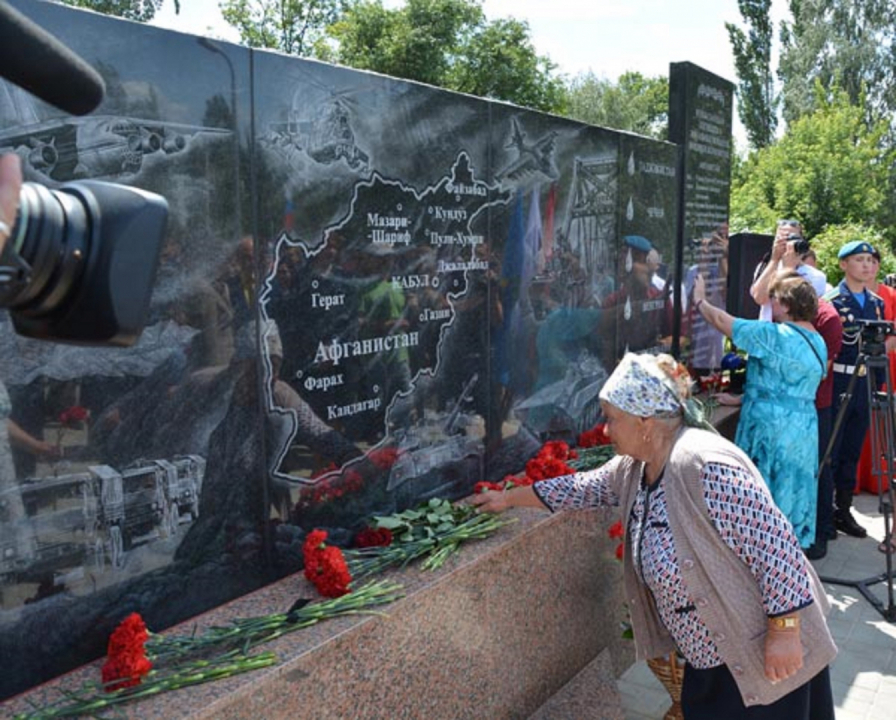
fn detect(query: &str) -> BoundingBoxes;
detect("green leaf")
[373,517,407,530]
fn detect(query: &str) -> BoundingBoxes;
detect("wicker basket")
[646,652,686,720]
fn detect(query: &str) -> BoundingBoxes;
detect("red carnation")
[539,440,572,461]
[303,528,353,597]
[101,613,152,692]
[615,542,624,561]
[608,521,624,540]
[312,546,352,597]
[106,613,149,656]
[303,529,328,557]
[354,527,393,548]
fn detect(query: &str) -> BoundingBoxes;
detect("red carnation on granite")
[101,613,152,691]
[303,529,352,597]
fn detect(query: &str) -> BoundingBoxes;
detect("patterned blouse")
[533,459,814,669]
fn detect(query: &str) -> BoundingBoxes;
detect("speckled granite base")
[528,648,625,720]
[3,507,633,720]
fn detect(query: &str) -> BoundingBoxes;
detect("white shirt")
[757,262,828,321]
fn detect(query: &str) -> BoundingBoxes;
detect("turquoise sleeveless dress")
[732,319,827,547]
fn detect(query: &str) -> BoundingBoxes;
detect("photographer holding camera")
[751,220,827,320]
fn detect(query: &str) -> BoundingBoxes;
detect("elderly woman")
[472,352,836,719]
[693,271,826,548]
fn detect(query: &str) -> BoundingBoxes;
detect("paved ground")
[617,492,896,719]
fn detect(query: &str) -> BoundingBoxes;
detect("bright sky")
[150,0,792,148]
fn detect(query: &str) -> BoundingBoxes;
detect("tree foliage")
[729,85,893,241]
[564,71,668,140]
[321,0,565,113]
[59,0,178,22]
[810,223,895,286]
[725,0,776,149]
[778,0,896,125]
[445,17,566,114]
[323,0,481,85]
[219,0,346,56]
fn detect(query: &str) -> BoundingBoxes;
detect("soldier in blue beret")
[837,240,876,259]
[824,240,890,537]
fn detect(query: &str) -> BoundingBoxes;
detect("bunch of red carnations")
[100,613,152,691]
[303,529,354,597]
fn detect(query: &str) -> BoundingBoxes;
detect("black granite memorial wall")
[669,61,734,370]
[0,0,726,698]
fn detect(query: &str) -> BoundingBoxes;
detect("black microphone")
[0,0,105,116]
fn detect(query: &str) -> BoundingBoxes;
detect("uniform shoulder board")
[868,288,884,303]
[822,286,840,302]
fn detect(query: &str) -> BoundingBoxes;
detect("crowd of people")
[473,220,896,718]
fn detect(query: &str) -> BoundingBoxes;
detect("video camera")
[0,1,168,347]
[856,318,896,356]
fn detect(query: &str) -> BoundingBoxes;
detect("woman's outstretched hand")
[469,489,510,514]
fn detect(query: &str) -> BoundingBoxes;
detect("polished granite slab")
[2,505,632,719]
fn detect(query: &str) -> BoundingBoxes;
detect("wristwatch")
[769,616,799,630]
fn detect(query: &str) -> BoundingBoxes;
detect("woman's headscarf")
[598,352,716,432]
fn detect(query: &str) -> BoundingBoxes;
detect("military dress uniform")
[826,243,885,538]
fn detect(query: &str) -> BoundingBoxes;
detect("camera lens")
[786,233,810,255]
[0,182,91,314]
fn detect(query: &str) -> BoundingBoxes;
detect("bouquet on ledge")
[303,498,515,597]
[14,581,403,720]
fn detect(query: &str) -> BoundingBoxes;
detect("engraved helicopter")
[264,97,369,171]
[496,116,560,182]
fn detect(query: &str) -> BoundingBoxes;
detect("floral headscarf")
[598,352,716,431]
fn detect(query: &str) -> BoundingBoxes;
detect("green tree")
[726,0,777,149]
[778,0,896,125]
[219,0,346,56]
[324,0,481,86]
[322,0,565,113]
[59,0,178,22]
[446,17,566,113]
[810,223,894,286]
[564,71,668,140]
[729,85,893,240]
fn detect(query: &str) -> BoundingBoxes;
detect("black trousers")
[681,663,834,720]
[830,373,869,494]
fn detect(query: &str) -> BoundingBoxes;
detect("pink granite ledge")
[2,505,633,720]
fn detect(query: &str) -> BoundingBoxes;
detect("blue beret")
[623,235,653,253]
[838,240,876,259]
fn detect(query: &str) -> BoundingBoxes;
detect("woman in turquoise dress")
[692,271,826,547]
